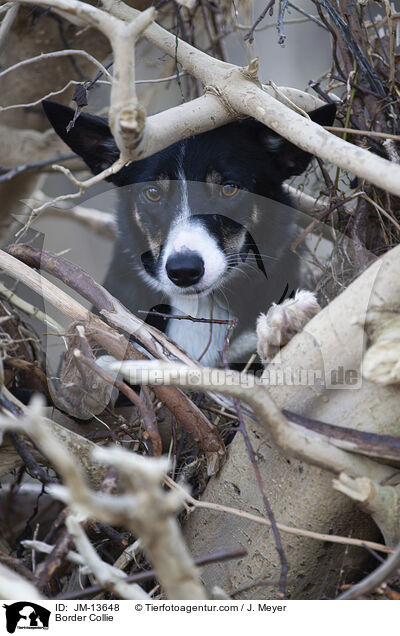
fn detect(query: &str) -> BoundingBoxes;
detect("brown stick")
[3,245,225,457]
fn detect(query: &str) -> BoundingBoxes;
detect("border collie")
[43,100,336,368]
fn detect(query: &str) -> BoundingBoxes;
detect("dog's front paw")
[256,290,320,363]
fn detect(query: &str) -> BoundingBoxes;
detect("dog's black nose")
[166,251,205,287]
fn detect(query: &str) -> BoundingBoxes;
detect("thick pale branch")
[0,563,43,600]
[228,80,400,197]
[112,360,393,483]
[0,396,207,599]
[333,473,400,546]
[90,446,208,600]
[363,311,400,385]
[138,93,232,157]
[103,0,400,196]
[65,516,150,599]
[7,0,399,196]
[108,8,156,156]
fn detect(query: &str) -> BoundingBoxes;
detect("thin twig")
[244,0,275,42]
[0,49,112,82]
[166,478,393,554]
[8,433,55,485]
[277,0,289,46]
[336,542,400,599]
[55,547,247,600]
[287,1,326,29]
[218,322,288,598]
[138,309,234,325]
[235,400,288,598]
[325,126,400,142]
[34,466,119,589]
[0,153,75,183]
[0,80,107,112]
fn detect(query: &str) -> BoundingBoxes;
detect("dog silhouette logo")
[3,602,50,633]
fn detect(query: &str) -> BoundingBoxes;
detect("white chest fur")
[166,294,232,366]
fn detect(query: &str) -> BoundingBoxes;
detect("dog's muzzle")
[166,250,205,287]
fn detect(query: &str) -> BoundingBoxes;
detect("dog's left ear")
[263,102,337,179]
[42,100,120,177]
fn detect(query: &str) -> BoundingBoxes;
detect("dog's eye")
[144,186,161,202]
[221,184,239,197]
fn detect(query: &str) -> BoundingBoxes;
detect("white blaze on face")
[161,221,227,294]
[158,171,227,294]
[177,169,191,219]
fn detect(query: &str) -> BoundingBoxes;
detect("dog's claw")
[256,289,320,363]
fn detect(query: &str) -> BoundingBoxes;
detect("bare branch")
[103,0,400,196]
[8,0,400,198]
[166,477,393,554]
[9,0,156,161]
[0,563,43,600]
[0,395,208,599]
[65,516,150,599]
[112,360,394,483]
[0,49,112,82]
[0,246,225,460]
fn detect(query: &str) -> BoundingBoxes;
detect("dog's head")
[43,100,335,299]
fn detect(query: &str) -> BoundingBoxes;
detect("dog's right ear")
[42,100,120,176]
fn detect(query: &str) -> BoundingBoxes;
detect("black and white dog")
[43,100,335,368]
